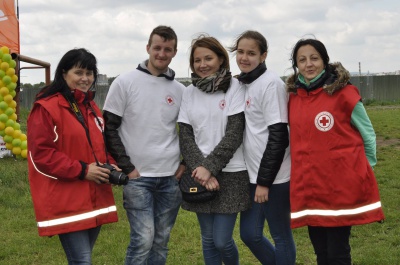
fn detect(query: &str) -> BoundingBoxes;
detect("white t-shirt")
[103,68,184,177]
[178,77,246,172]
[242,70,291,184]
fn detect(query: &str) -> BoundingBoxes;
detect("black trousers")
[308,226,352,265]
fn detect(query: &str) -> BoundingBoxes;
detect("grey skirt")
[181,170,251,214]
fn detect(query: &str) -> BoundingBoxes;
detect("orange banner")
[0,0,19,54]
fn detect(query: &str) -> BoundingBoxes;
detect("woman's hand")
[192,166,211,185]
[204,176,220,191]
[85,162,111,184]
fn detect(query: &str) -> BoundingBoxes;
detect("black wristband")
[79,161,87,180]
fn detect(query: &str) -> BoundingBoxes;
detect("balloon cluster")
[0,46,27,159]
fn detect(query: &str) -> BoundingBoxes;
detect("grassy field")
[0,106,399,265]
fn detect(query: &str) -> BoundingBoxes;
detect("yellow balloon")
[0,121,5,130]
[0,46,10,54]
[21,149,27,158]
[0,86,9,96]
[0,62,9,71]
[20,133,27,141]
[5,142,13,150]
[3,94,12,103]
[6,68,15,76]
[12,146,22,155]
[10,113,17,121]
[4,126,14,136]
[9,100,16,108]
[11,75,18,83]
[13,129,21,139]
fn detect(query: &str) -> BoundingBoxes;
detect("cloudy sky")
[17,0,400,84]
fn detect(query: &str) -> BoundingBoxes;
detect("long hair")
[35,48,98,101]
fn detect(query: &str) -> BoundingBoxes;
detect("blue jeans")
[123,176,182,265]
[240,182,296,265]
[197,212,239,265]
[58,226,101,265]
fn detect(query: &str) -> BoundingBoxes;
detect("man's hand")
[174,164,186,180]
[128,168,140,179]
[254,185,269,203]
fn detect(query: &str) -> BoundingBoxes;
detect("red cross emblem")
[246,97,251,108]
[314,111,334,132]
[165,95,175,106]
[219,99,226,110]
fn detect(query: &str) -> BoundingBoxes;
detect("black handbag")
[179,172,217,203]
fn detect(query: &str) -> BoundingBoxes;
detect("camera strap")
[62,91,109,166]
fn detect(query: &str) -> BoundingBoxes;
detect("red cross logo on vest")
[314,111,334,132]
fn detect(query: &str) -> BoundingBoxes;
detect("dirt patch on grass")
[377,137,400,149]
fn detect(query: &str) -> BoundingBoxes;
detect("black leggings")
[308,226,352,265]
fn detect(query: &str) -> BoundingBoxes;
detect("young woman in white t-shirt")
[230,30,296,265]
[178,35,250,265]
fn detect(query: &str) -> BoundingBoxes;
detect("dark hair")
[35,48,98,101]
[148,25,178,51]
[189,34,230,73]
[290,38,330,75]
[229,30,268,55]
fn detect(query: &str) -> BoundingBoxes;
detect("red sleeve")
[27,104,84,180]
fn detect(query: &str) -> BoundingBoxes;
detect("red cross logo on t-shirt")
[314,111,334,132]
[246,97,252,108]
[165,95,175,106]
[219,99,226,110]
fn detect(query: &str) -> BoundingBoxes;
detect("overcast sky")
[18,0,400,84]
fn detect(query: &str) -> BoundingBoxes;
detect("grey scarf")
[191,68,232,93]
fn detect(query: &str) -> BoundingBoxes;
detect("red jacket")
[288,84,384,228]
[27,91,118,236]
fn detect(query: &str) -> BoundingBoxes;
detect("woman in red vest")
[286,38,384,265]
[27,48,120,264]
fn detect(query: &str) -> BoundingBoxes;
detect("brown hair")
[189,34,230,73]
[148,25,178,50]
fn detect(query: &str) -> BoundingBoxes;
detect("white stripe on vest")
[37,206,117,227]
[291,201,381,219]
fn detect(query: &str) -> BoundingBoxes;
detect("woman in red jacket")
[27,48,121,264]
[286,38,384,265]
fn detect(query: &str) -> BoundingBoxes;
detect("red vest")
[289,85,384,228]
[28,93,118,236]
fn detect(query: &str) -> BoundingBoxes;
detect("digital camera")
[100,163,129,185]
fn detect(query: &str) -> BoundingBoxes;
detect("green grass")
[0,106,399,264]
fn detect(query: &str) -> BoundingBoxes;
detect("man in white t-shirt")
[103,25,185,265]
